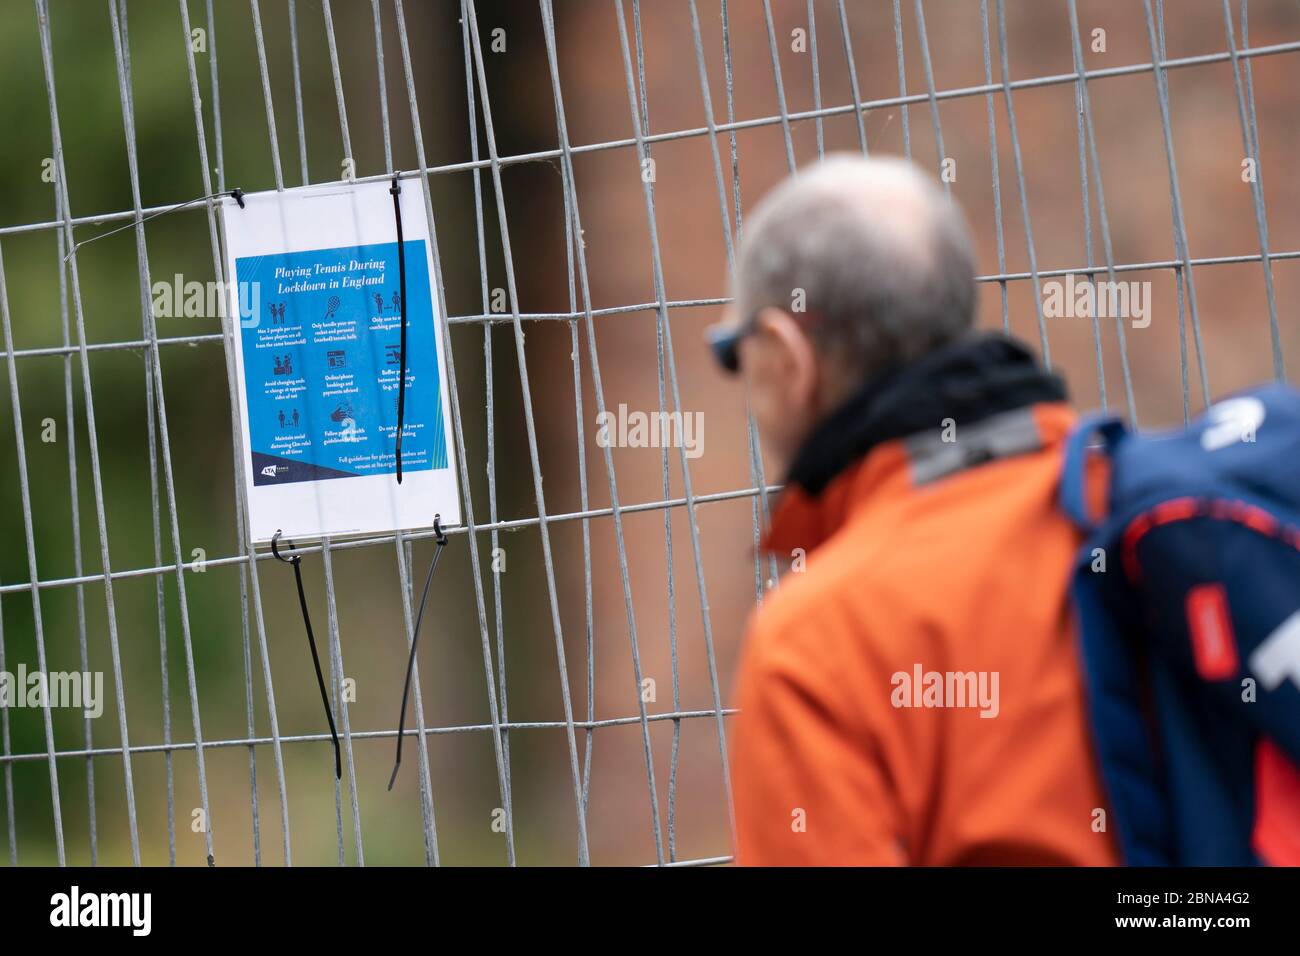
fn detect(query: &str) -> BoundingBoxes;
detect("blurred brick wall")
[482,0,1300,862]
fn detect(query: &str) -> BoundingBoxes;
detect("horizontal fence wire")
[4,33,1300,243]
[0,0,1294,866]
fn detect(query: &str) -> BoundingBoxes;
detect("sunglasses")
[705,312,759,375]
[706,308,820,374]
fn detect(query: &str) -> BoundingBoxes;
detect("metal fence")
[0,0,1294,866]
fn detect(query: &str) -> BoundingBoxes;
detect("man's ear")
[754,306,819,406]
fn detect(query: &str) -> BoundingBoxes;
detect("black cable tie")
[270,528,293,564]
[230,187,245,209]
[389,515,447,791]
[272,530,342,780]
[389,172,408,485]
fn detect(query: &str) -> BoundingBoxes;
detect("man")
[713,154,1118,866]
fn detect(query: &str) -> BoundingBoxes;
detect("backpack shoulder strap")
[1060,414,1128,531]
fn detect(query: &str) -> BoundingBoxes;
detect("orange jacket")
[731,399,1119,866]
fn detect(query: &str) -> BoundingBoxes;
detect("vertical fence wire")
[1146,0,1212,410]
[629,0,678,862]
[462,0,593,864]
[390,0,517,865]
[179,0,293,865]
[1066,0,1139,423]
[458,0,517,866]
[107,0,216,866]
[35,0,142,867]
[611,0,737,846]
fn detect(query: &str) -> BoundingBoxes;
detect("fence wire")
[0,0,1294,866]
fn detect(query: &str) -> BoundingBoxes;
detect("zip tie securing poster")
[220,180,460,543]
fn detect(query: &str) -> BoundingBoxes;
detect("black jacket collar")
[784,332,1067,497]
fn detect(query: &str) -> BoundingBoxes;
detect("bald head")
[734,154,976,387]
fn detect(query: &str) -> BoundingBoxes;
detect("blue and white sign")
[221,181,460,543]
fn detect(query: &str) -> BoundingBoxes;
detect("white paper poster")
[220,180,460,543]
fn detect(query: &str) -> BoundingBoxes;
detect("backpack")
[1059,383,1300,865]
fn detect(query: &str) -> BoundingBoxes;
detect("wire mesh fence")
[0,0,1296,866]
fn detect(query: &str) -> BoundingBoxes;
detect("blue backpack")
[1059,383,1300,866]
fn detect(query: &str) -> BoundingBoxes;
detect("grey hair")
[733,154,977,385]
